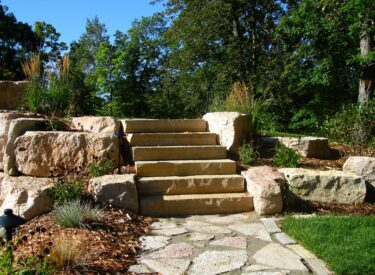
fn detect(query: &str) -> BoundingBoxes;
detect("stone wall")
[0,81,28,110]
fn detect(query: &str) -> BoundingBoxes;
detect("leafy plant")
[89,160,114,177]
[50,235,86,271]
[44,117,67,131]
[322,102,375,147]
[49,178,84,206]
[238,143,259,165]
[273,144,300,167]
[55,200,101,228]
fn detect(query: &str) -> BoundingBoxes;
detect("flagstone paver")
[129,212,328,274]
[274,232,298,245]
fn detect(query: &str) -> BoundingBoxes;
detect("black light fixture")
[0,209,26,243]
[114,125,125,174]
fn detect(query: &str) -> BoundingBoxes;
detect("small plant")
[273,144,300,167]
[56,200,101,228]
[45,117,67,131]
[89,160,114,177]
[50,235,86,271]
[238,143,259,165]
[49,178,84,206]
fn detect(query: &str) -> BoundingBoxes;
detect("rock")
[203,112,252,153]
[150,220,178,230]
[279,168,366,204]
[189,232,215,241]
[245,265,274,272]
[71,116,120,134]
[0,174,53,220]
[185,220,232,234]
[343,157,375,190]
[89,174,138,212]
[286,244,316,259]
[0,111,39,171]
[252,243,308,271]
[3,118,47,175]
[144,243,194,259]
[141,258,191,275]
[228,223,272,242]
[128,264,152,273]
[0,81,28,110]
[190,250,248,275]
[242,166,285,215]
[261,218,281,234]
[14,131,118,177]
[151,227,188,236]
[209,236,247,249]
[140,236,170,251]
[259,136,331,158]
[273,233,297,245]
[305,258,330,275]
[206,213,250,224]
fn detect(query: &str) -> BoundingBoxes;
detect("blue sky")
[2,0,164,45]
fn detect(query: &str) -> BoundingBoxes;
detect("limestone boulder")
[0,111,40,171]
[203,112,252,153]
[0,173,53,220]
[279,168,366,204]
[260,136,331,158]
[343,157,375,190]
[3,118,47,175]
[242,166,285,215]
[14,131,118,177]
[0,81,28,110]
[72,116,120,134]
[89,174,138,213]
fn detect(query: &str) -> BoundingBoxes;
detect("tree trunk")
[358,19,374,104]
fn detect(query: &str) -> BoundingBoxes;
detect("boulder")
[0,81,28,110]
[242,166,285,215]
[89,174,138,213]
[343,157,375,190]
[279,168,366,204]
[259,136,331,158]
[3,118,47,176]
[72,116,120,134]
[203,112,252,153]
[0,111,39,170]
[0,173,53,220]
[14,131,119,177]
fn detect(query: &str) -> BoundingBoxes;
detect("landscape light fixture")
[0,209,26,243]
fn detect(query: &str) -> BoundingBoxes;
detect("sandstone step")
[133,145,227,161]
[121,119,207,133]
[140,193,253,216]
[127,132,217,146]
[137,174,245,195]
[136,159,236,177]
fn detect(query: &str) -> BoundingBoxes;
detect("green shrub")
[89,160,114,177]
[45,117,67,131]
[273,144,300,167]
[322,102,375,147]
[49,178,84,206]
[238,143,259,165]
[56,200,101,228]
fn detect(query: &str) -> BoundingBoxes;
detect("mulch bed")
[12,206,153,273]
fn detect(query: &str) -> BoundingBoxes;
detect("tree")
[0,1,37,79]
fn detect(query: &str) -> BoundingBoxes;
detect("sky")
[2,0,164,45]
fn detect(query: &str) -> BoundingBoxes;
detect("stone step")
[121,119,207,133]
[140,193,253,216]
[127,132,217,146]
[137,174,245,195]
[132,145,227,161]
[136,159,236,177]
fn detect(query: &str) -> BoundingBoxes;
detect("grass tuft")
[56,200,101,228]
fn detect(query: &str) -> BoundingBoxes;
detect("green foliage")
[89,160,114,177]
[0,246,53,274]
[322,102,375,147]
[49,178,84,206]
[45,117,67,131]
[238,143,259,165]
[282,215,375,274]
[55,200,101,228]
[272,144,300,167]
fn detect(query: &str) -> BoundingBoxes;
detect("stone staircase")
[123,119,253,216]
